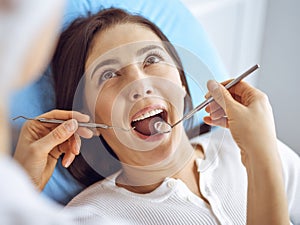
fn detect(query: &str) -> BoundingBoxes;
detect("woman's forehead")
[86,23,162,68]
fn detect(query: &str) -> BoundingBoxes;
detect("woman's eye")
[145,55,161,66]
[101,70,117,81]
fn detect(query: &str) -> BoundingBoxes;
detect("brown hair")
[52,8,195,186]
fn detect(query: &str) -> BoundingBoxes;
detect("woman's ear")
[182,84,187,94]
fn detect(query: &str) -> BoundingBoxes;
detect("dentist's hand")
[204,80,289,225]
[14,110,93,191]
[203,80,278,163]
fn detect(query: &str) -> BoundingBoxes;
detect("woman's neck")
[116,132,204,194]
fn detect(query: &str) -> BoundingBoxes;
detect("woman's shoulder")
[190,127,240,158]
[276,139,300,184]
[277,140,300,164]
[66,171,121,207]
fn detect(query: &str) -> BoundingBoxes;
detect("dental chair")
[10,0,227,205]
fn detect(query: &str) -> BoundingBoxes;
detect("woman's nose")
[123,64,154,101]
[129,84,154,101]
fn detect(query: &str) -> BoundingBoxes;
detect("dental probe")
[155,64,260,134]
[12,116,133,132]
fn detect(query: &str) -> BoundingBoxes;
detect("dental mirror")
[154,64,260,134]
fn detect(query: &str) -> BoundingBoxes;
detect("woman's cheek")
[95,92,114,122]
[146,65,181,84]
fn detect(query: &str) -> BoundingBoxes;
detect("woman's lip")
[130,104,167,122]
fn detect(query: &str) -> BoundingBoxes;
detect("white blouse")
[67,128,300,225]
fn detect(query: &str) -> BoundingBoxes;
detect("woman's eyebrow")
[136,45,164,56]
[90,59,119,79]
[90,45,163,79]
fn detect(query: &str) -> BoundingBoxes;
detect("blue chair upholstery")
[9,0,226,205]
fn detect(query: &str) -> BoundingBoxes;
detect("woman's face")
[84,23,186,167]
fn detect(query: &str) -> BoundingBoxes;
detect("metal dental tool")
[154,64,260,134]
[12,116,133,132]
[13,64,259,135]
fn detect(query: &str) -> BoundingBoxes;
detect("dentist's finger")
[39,110,90,121]
[204,80,232,99]
[58,134,81,156]
[207,80,238,111]
[76,127,93,139]
[203,116,228,128]
[37,110,90,129]
[41,110,93,139]
[205,101,222,114]
[209,108,226,120]
[73,133,81,154]
[32,119,78,155]
[62,149,76,168]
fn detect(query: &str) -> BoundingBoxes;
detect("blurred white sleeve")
[0,0,64,96]
[0,155,126,225]
[0,155,74,225]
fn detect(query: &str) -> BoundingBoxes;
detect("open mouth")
[131,108,168,136]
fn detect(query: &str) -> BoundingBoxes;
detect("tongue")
[133,116,164,136]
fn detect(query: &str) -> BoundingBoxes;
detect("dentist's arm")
[204,80,289,225]
[14,110,93,191]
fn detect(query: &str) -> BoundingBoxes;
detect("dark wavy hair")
[52,8,209,187]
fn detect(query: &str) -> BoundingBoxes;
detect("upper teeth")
[132,109,163,122]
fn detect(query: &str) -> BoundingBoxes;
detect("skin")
[85,24,184,164]
[84,23,203,194]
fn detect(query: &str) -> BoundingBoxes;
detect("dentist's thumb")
[207,80,236,111]
[35,119,79,155]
